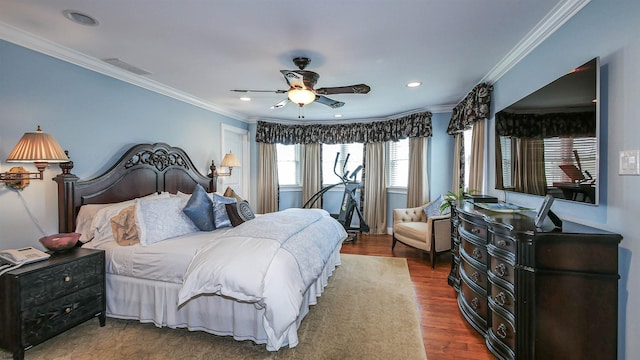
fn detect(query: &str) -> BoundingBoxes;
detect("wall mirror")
[495,57,599,204]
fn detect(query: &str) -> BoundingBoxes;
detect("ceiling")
[0,0,589,123]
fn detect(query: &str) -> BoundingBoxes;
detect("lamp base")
[7,167,29,190]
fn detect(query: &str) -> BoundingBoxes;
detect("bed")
[53,142,347,351]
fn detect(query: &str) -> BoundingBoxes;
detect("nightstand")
[0,248,105,360]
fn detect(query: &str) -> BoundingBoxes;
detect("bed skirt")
[104,245,342,350]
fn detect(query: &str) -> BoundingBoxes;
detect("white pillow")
[77,193,169,246]
[75,204,111,242]
[135,196,199,246]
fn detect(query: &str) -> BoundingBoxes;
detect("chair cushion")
[394,221,429,243]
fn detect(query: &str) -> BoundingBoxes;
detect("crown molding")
[481,0,591,85]
[0,21,247,122]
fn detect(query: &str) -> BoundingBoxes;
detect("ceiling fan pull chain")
[298,104,305,119]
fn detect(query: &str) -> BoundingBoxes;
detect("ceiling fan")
[231,57,371,115]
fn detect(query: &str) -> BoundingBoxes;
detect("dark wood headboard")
[54,142,217,233]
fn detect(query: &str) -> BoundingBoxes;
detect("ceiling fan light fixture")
[288,89,316,105]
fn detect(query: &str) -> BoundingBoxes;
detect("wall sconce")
[214,151,241,177]
[0,126,68,190]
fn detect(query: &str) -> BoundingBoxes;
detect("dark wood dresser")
[449,201,622,360]
[0,248,105,360]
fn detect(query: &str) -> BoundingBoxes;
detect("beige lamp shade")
[288,88,316,105]
[220,151,241,168]
[6,126,68,163]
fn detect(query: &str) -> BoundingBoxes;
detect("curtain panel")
[447,83,492,135]
[406,136,429,207]
[257,143,279,214]
[255,111,432,145]
[495,111,595,138]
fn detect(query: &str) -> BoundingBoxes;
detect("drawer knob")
[472,248,482,260]
[471,271,480,283]
[497,239,507,247]
[471,297,479,310]
[495,291,507,306]
[65,307,72,314]
[494,263,507,277]
[497,323,508,339]
[471,228,481,235]
[64,275,71,282]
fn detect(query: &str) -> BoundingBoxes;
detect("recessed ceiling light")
[407,82,422,88]
[63,10,99,26]
[334,114,343,118]
[240,97,251,101]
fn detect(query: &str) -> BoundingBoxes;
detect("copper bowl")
[39,232,81,252]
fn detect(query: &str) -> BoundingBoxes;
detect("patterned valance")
[255,111,432,144]
[447,83,492,135]
[495,111,596,138]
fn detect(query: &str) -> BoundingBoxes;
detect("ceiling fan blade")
[315,84,371,95]
[280,70,305,89]
[315,95,345,108]
[270,98,290,109]
[230,89,287,93]
[281,70,320,89]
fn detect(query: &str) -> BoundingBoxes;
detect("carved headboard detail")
[54,142,217,233]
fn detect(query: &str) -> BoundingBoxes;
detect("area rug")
[0,254,426,360]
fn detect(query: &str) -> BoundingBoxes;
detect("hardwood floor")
[340,233,495,360]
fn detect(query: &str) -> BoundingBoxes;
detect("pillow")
[223,186,245,202]
[212,194,237,228]
[75,204,111,242]
[135,196,199,246]
[424,195,450,218]
[225,201,256,227]
[77,192,169,243]
[110,205,139,246]
[182,184,215,231]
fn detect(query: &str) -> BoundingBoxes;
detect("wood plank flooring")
[340,233,495,360]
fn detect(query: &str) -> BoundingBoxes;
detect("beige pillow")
[110,205,139,246]
[223,186,244,202]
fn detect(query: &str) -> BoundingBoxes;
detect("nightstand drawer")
[22,283,104,347]
[20,254,104,308]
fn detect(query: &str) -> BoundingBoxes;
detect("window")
[543,136,597,186]
[276,144,301,186]
[387,138,409,188]
[322,143,364,185]
[498,135,513,188]
[498,135,597,189]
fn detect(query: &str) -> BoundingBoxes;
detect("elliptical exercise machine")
[303,152,370,241]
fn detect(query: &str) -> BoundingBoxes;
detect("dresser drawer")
[489,255,515,286]
[459,211,487,238]
[460,253,487,291]
[460,278,487,321]
[490,232,516,255]
[489,280,515,316]
[489,305,516,352]
[22,283,104,347]
[461,237,487,266]
[20,254,104,308]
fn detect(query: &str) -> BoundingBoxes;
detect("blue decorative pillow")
[182,184,215,231]
[212,193,237,228]
[424,194,449,218]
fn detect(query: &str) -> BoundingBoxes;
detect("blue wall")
[0,40,247,250]
[488,1,640,358]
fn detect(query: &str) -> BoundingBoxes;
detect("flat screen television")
[495,57,599,204]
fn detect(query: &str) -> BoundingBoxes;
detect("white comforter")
[178,208,347,350]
